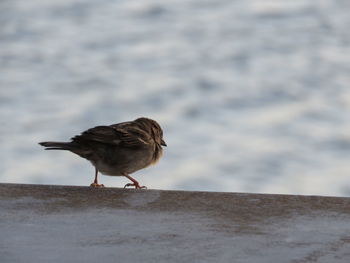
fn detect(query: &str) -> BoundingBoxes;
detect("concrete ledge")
[1,183,350,263]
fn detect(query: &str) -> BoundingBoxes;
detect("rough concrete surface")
[1,183,350,263]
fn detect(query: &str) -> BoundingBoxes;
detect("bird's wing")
[71,126,121,145]
[110,122,152,148]
[72,124,150,148]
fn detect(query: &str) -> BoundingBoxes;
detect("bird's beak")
[161,139,167,147]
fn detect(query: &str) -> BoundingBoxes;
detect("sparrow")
[39,117,166,189]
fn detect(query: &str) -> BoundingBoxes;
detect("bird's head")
[135,117,167,147]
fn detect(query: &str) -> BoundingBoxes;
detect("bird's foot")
[90,183,105,188]
[124,183,147,189]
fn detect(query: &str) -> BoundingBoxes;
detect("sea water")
[1,0,350,196]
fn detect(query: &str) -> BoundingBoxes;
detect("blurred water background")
[1,0,350,196]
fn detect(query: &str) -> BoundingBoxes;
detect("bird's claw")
[124,183,147,189]
[90,183,105,188]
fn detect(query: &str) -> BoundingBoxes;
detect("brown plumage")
[39,117,166,188]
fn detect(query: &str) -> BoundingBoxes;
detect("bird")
[39,117,166,189]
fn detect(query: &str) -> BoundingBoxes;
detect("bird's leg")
[123,174,147,189]
[90,168,104,188]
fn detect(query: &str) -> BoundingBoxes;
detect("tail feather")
[39,141,71,150]
[39,141,92,160]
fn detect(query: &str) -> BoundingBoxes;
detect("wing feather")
[71,123,150,148]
